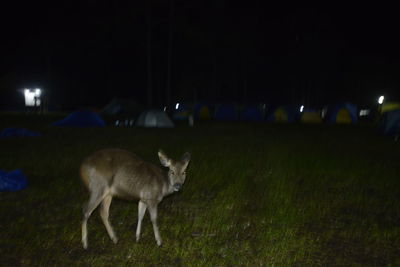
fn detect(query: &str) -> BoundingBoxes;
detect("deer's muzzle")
[173,183,182,191]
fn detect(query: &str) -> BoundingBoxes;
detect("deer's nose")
[173,183,182,191]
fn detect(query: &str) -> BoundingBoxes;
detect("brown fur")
[80,148,191,249]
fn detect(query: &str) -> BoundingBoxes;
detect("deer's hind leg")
[82,186,110,249]
[136,200,147,242]
[100,194,118,244]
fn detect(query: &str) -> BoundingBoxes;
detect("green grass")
[0,114,399,266]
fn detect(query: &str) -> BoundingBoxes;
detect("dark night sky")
[1,1,400,110]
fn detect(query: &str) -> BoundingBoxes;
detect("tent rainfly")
[326,103,358,124]
[52,111,106,127]
[135,110,174,128]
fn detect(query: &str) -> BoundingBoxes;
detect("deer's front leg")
[147,201,162,246]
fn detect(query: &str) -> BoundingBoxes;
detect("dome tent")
[379,109,400,136]
[214,103,237,121]
[135,110,174,128]
[300,109,322,123]
[193,103,212,120]
[378,103,400,136]
[101,98,141,116]
[241,105,263,121]
[172,103,191,121]
[326,103,358,124]
[52,110,106,127]
[380,102,400,114]
[267,105,298,123]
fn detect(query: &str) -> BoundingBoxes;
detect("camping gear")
[173,104,191,121]
[326,103,358,124]
[0,169,28,192]
[52,111,106,127]
[267,105,298,123]
[300,109,322,123]
[193,103,212,120]
[0,128,41,138]
[102,98,141,116]
[379,109,400,136]
[135,110,174,128]
[380,102,400,114]
[241,106,263,121]
[214,104,237,121]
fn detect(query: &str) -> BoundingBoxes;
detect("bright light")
[359,109,370,116]
[378,95,385,104]
[300,105,304,113]
[175,103,180,110]
[23,88,41,106]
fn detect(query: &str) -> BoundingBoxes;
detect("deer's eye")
[182,171,186,175]
[170,170,175,175]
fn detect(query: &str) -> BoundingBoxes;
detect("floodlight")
[378,95,384,104]
[300,105,304,113]
[175,103,180,110]
[23,88,41,106]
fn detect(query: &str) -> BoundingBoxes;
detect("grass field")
[0,114,399,266]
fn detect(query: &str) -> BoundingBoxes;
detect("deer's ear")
[158,150,171,167]
[182,152,191,163]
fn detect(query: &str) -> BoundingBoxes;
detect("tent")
[326,103,358,124]
[381,102,400,113]
[52,111,106,127]
[173,104,191,121]
[0,169,28,191]
[135,110,174,128]
[102,98,141,116]
[378,108,400,136]
[267,106,297,123]
[300,109,322,123]
[241,105,263,121]
[193,103,212,120]
[1,128,41,138]
[214,104,237,121]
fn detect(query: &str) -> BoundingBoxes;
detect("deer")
[79,148,191,249]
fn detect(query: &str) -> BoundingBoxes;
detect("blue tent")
[241,106,263,121]
[379,109,400,136]
[0,128,41,138]
[214,104,237,121]
[326,103,358,124]
[267,105,298,123]
[172,104,191,121]
[52,111,106,127]
[0,169,28,191]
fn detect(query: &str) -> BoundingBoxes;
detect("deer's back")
[80,149,167,200]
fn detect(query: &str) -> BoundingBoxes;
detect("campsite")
[2,3,400,265]
[0,111,399,266]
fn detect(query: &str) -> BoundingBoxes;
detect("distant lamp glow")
[175,103,180,110]
[378,95,385,105]
[359,109,370,117]
[300,105,304,113]
[23,88,42,107]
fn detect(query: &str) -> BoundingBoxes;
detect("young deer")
[80,149,191,249]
